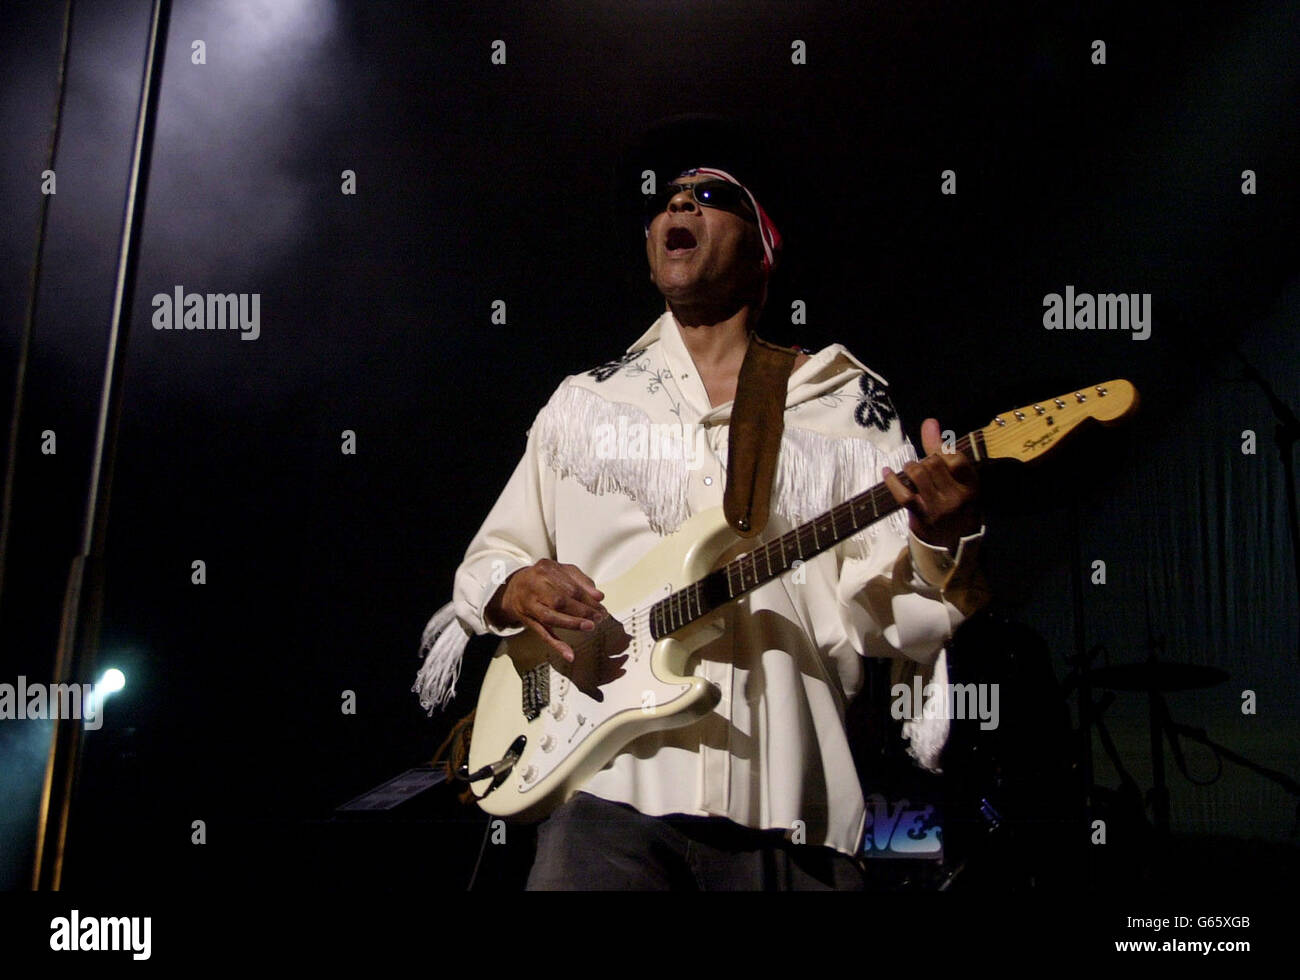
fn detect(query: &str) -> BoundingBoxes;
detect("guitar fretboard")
[648,431,983,640]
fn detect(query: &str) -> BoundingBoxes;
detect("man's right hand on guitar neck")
[485,559,607,663]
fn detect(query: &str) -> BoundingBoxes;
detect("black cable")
[466,814,493,891]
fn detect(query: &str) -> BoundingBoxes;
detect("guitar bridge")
[521,663,550,721]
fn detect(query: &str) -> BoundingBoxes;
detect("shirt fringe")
[413,601,471,715]
[774,425,915,545]
[532,383,692,535]
[901,650,950,772]
[415,385,918,714]
[533,381,916,540]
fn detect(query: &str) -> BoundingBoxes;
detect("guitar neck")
[648,431,986,639]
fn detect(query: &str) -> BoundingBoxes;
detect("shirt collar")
[657,312,717,417]
[625,311,670,353]
[623,309,891,419]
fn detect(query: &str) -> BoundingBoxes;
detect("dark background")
[1,0,1297,903]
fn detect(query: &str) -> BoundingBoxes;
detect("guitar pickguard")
[514,604,695,793]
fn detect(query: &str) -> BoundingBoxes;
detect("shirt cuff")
[908,524,986,589]
[470,558,530,638]
[882,593,954,665]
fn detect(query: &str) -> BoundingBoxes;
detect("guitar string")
[562,403,1113,660]
[558,452,961,661]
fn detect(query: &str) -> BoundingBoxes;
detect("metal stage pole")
[31,0,173,891]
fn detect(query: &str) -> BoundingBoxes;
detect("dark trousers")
[526,792,867,891]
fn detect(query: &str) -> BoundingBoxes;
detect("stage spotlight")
[98,668,126,696]
[85,668,127,725]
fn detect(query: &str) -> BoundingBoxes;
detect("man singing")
[416,138,985,890]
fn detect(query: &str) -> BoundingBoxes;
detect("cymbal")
[1085,662,1229,692]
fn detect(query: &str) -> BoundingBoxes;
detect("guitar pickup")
[520,662,550,721]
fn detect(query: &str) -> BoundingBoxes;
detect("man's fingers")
[889,456,968,502]
[543,565,604,613]
[523,616,574,662]
[545,587,605,627]
[505,561,609,663]
[918,452,979,508]
[894,460,946,514]
[536,572,601,617]
[882,466,914,507]
[899,463,937,522]
[920,417,975,469]
[920,417,944,456]
[945,450,979,484]
[917,455,960,498]
[905,459,940,495]
[887,461,955,523]
[561,563,605,604]
[527,596,596,633]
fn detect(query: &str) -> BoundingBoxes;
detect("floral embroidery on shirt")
[587,349,646,382]
[854,374,897,432]
[645,368,672,394]
[648,368,684,419]
[770,383,849,415]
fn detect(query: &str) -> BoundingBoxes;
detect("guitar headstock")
[978,379,1139,463]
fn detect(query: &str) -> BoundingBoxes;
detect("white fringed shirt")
[424,312,985,857]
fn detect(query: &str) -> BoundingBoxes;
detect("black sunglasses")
[643,179,756,224]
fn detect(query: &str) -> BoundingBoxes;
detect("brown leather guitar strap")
[724,333,799,538]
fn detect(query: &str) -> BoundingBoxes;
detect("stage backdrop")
[1,0,1297,891]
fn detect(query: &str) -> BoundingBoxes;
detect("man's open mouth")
[665,227,697,252]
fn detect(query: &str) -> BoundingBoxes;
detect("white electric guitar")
[465,380,1139,818]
